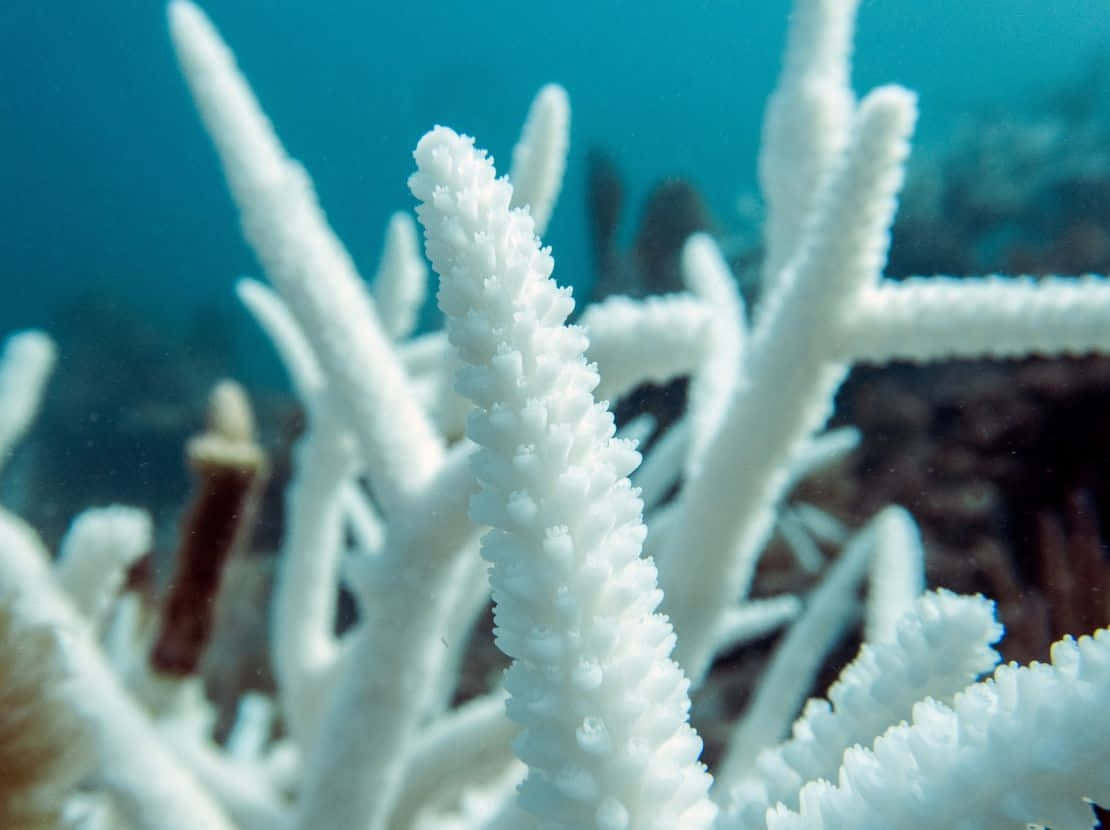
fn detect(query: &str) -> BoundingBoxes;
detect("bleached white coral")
[411,125,717,830]
[3,0,1109,826]
[508,82,571,238]
[763,628,1110,830]
[0,330,56,474]
[720,590,1004,827]
[56,505,152,633]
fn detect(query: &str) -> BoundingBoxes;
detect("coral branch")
[412,125,716,830]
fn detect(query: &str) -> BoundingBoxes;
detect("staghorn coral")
[1,0,1110,827]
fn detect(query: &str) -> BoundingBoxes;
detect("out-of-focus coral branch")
[0,330,55,475]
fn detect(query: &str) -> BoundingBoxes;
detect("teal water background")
[2,0,1109,372]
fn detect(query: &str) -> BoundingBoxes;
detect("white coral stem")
[168,0,442,513]
[509,83,571,237]
[841,275,1110,362]
[411,125,716,829]
[661,87,917,684]
[0,329,55,474]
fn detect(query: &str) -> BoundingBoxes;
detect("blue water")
[2,0,1109,374]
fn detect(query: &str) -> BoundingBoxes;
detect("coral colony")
[2,0,1109,828]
